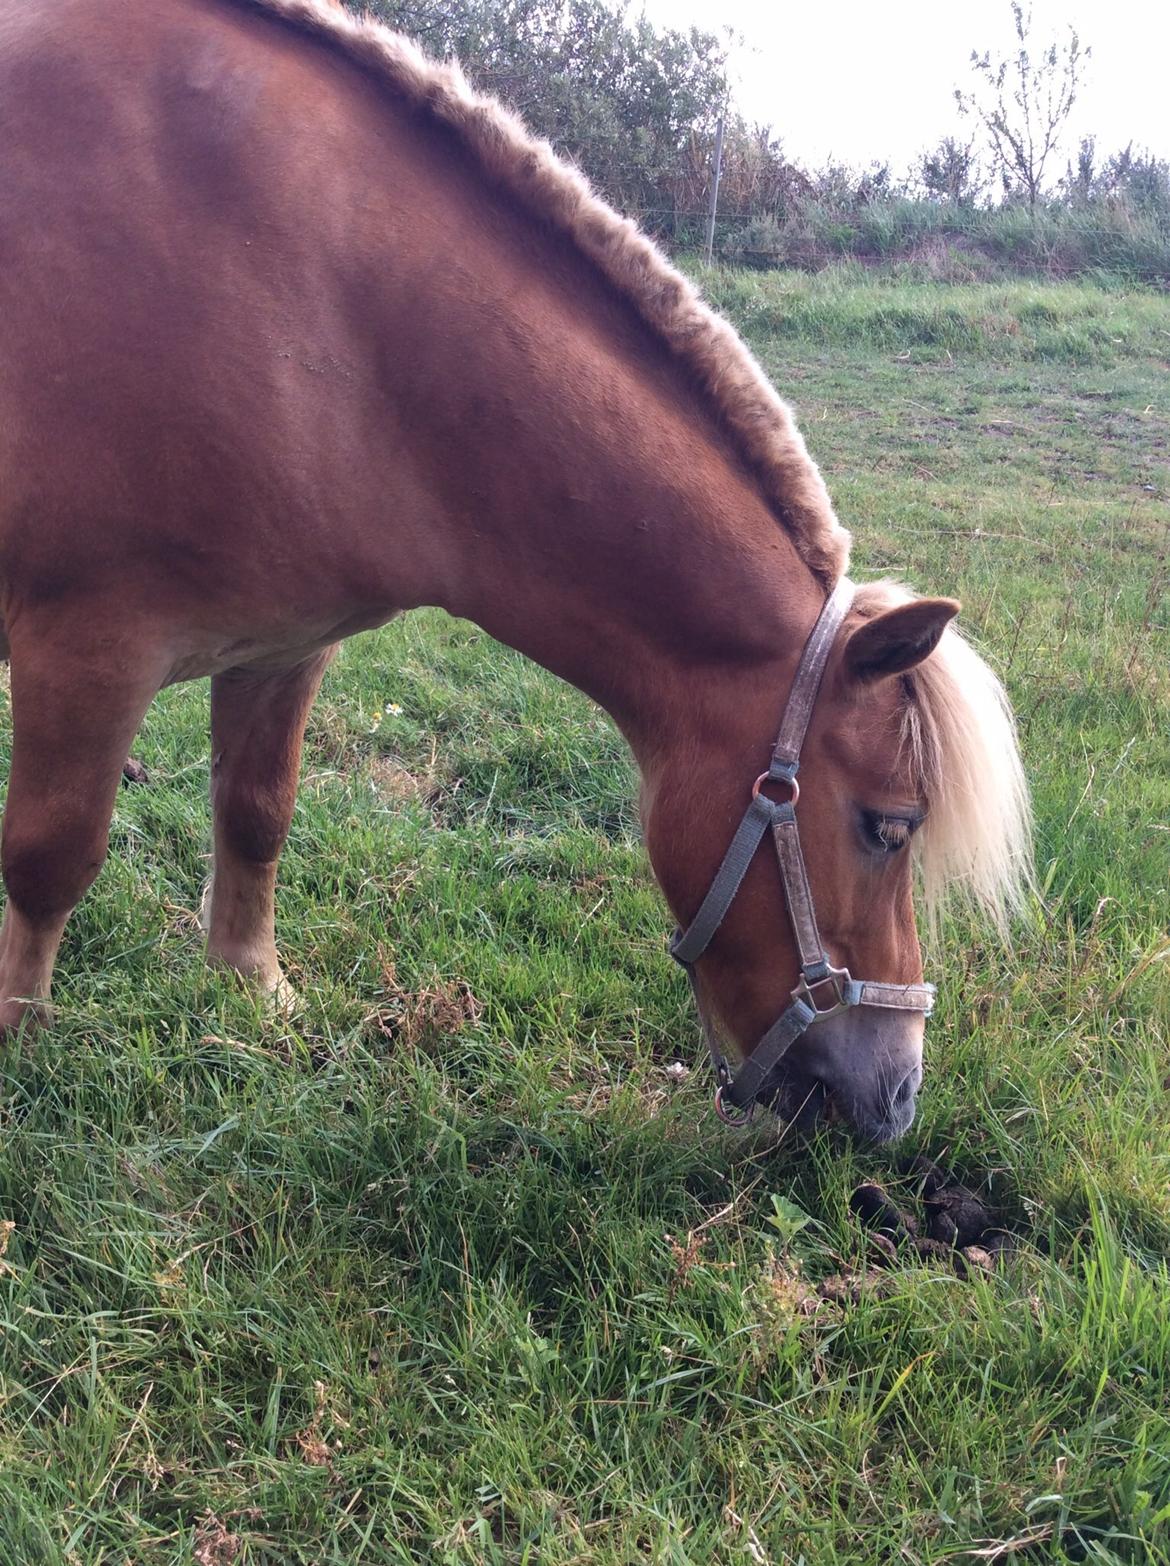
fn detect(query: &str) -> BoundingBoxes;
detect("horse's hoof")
[0,996,50,1039]
[204,947,300,1016]
[264,971,301,1018]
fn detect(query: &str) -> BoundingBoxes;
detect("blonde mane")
[853,582,1032,935]
[226,0,851,584]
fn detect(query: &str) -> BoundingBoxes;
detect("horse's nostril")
[892,1067,922,1108]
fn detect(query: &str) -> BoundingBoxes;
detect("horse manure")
[849,1164,1013,1277]
[905,1156,1000,1246]
[849,1181,916,1240]
[867,1230,900,1264]
[906,1155,946,1197]
[923,1181,997,1248]
[912,1235,966,1269]
[961,1245,995,1272]
[121,756,150,785]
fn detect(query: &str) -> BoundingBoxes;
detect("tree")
[956,3,1089,209]
[355,0,730,222]
[1099,144,1170,216]
[1062,135,1097,206]
[918,136,984,207]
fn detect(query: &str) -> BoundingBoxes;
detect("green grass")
[1,273,1169,1564]
[698,263,1170,363]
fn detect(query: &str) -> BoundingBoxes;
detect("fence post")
[704,113,725,265]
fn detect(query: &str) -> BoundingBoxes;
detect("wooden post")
[704,113,725,266]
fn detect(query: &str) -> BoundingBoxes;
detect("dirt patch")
[293,1379,342,1477]
[366,755,431,803]
[368,955,481,1051]
[193,1513,241,1566]
[367,757,418,800]
[363,749,457,822]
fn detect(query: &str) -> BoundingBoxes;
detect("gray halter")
[670,577,935,1126]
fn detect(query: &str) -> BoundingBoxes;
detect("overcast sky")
[639,0,1168,175]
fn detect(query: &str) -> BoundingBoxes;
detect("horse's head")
[645,580,1030,1144]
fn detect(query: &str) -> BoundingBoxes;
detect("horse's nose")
[847,1060,922,1144]
[799,1008,926,1144]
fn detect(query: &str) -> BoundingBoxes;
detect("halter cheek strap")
[669,577,935,1125]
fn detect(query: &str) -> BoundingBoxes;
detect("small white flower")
[386,702,404,716]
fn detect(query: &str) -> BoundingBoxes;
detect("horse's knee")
[212,774,296,867]
[2,816,109,921]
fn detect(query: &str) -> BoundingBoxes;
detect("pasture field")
[1,269,1168,1565]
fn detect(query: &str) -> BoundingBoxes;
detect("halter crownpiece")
[670,576,936,1126]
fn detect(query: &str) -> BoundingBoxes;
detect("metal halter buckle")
[793,963,854,1020]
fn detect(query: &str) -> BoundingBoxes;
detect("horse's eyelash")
[877,819,912,849]
[864,812,921,851]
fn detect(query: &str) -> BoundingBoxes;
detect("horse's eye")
[861,810,920,854]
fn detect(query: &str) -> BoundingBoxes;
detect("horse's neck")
[372,252,822,760]
[430,408,820,761]
[292,88,833,759]
[166,30,829,766]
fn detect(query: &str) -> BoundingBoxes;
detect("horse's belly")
[160,605,402,688]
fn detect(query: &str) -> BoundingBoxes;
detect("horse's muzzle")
[761,1007,926,1143]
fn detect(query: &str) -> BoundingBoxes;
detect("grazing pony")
[0,0,1028,1138]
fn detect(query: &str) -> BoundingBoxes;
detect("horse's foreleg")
[204,649,335,995]
[0,632,162,1034]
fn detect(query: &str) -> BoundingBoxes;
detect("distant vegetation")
[357,0,1170,285]
[718,180,1170,286]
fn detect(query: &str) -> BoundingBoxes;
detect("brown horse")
[0,0,1029,1139]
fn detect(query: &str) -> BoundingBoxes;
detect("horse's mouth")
[756,1070,832,1131]
[757,1074,913,1144]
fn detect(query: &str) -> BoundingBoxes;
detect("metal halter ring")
[714,1084,756,1127]
[752,770,799,806]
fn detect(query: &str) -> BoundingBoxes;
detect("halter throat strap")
[669,577,935,1125]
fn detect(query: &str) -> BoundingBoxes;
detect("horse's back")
[0,0,440,666]
[0,0,716,670]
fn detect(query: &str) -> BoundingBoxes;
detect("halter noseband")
[670,577,935,1126]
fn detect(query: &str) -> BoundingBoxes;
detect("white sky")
[639,0,1169,174]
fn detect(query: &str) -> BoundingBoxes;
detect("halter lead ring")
[670,577,935,1125]
[753,770,798,806]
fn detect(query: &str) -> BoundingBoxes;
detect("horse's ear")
[843,598,960,683]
